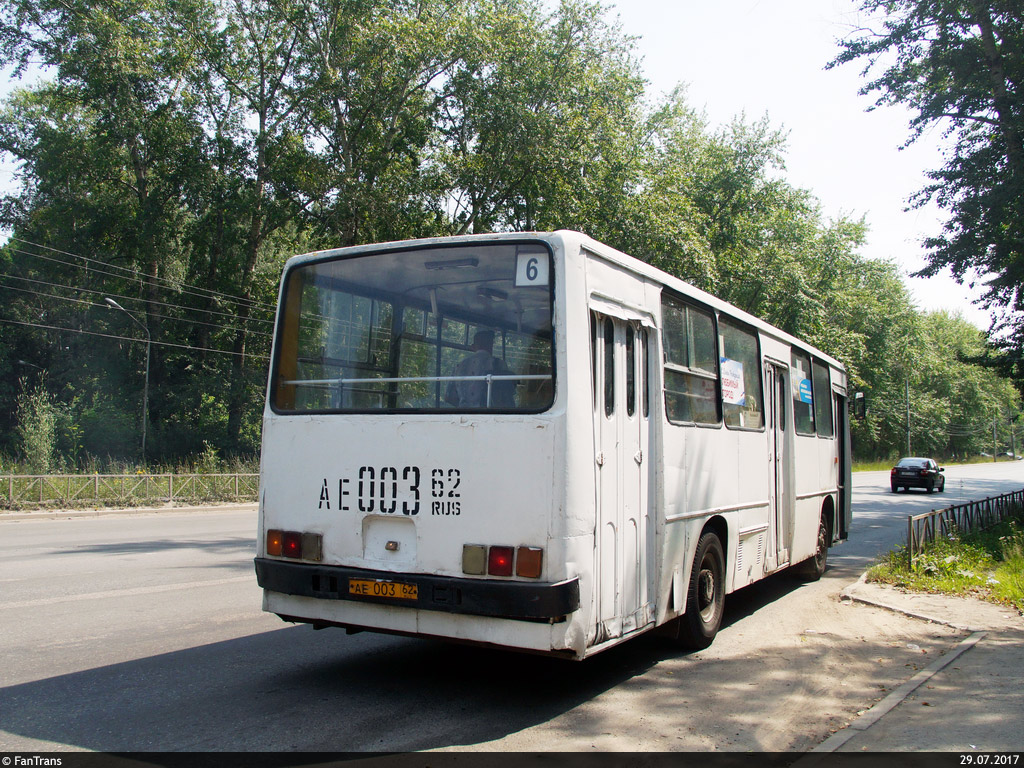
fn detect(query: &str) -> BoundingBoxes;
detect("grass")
[853,455,1019,473]
[853,459,900,472]
[0,451,260,477]
[868,515,1024,613]
[0,450,261,510]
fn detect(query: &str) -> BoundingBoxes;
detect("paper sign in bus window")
[720,358,746,405]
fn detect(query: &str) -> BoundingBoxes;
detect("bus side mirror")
[853,392,866,420]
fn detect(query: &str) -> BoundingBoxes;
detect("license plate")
[348,578,418,601]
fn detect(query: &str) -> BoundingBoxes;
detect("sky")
[0,0,993,329]
[607,0,992,330]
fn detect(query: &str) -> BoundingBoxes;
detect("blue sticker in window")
[798,378,813,404]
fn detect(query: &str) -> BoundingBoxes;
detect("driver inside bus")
[446,330,515,408]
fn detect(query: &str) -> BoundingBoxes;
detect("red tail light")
[266,530,322,561]
[283,531,302,558]
[488,546,514,576]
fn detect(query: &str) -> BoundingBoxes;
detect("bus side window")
[626,325,636,417]
[812,359,834,438]
[721,318,763,430]
[661,295,719,425]
[791,350,815,435]
[591,312,598,408]
[641,328,649,419]
[604,317,615,418]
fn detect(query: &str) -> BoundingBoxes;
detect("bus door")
[591,310,651,641]
[765,362,791,570]
[835,391,851,539]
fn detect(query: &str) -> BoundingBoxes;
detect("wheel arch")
[821,494,836,545]
[704,514,731,592]
[665,514,731,621]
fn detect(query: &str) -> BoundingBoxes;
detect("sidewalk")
[811,577,1024,753]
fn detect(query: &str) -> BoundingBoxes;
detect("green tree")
[439,0,646,235]
[0,0,215,457]
[831,1,1024,365]
[178,0,307,446]
[917,311,1020,458]
[278,0,470,245]
[0,0,290,458]
[2,0,1021,468]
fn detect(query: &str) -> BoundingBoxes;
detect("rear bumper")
[254,558,580,622]
[893,474,937,488]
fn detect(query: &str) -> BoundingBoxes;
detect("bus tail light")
[462,544,543,578]
[487,546,514,577]
[283,531,302,558]
[301,532,323,562]
[266,529,322,562]
[267,529,284,556]
[462,544,486,575]
[515,547,543,578]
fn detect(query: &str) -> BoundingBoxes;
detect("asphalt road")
[0,461,1021,753]
[834,460,1024,573]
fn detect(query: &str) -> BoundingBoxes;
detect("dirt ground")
[437,569,1024,752]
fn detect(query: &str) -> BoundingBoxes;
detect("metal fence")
[1,473,259,509]
[907,488,1024,564]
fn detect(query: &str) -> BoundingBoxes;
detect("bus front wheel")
[674,531,725,650]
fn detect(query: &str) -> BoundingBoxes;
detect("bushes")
[14,377,70,473]
[869,517,1024,612]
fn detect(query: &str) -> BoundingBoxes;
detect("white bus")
[255,230,851,659]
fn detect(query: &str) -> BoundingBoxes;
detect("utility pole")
[105,298,151,461]
[993,416,998,462]
[906,379,911,456]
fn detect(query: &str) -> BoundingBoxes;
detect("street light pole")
[105,297,151,460]
[906,378,911,456]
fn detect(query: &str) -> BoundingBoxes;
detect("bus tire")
[797,513,830,581]
[674,531,725,650]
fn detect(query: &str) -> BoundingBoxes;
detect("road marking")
[3,575,253,610]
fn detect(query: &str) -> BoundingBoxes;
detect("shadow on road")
[48,536,255,558]
[0,560,974,753]
[0,622,661,751]
[0,569,830,752]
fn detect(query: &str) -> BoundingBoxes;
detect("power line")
[0,281,274,339]
[0,317,270,360]
[0,273,274,327]
[10,244,276,318]
[12,238,280,312]
[0,270,384,340]
[9,239,279,315]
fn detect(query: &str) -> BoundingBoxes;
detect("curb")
[797,574,990,757]
[0,501,258,522]
[840,572,983,632]
[803,629,985,756]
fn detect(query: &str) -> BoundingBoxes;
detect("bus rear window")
[271,243,554,413]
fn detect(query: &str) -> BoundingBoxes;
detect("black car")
[890,457,945,493]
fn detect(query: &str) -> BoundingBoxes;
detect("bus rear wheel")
[797,513,830,581]
[674,531,725,650]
